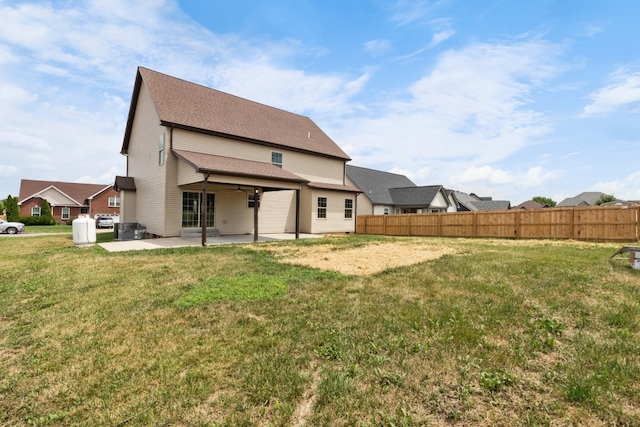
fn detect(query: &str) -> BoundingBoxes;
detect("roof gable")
[346,165,416,205]
[557,192,607,207]
[389,185,447,207]
[122,67,350,160]
[19,179,111,206]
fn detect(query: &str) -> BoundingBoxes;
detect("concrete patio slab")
[98,233,323,252]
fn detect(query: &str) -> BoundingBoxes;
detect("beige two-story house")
[115,67,359,239]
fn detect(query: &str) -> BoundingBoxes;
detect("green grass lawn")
[0,234,638,426]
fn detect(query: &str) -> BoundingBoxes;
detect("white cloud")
[524,166,557,187]
[582,68,640,116]
[391,0,449,26]
[389,167,433,182]
[335,38,564,173]
[364,39,392,56]
[451,165,513,185]
[591,171,640,200]
[0,85,38,105]
[0,165,19,177]
[427,28,455,48]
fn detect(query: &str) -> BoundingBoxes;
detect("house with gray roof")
[116,67,359,240]
[452,191,511,211]
[557,192,608,207]
[346,165,453,215]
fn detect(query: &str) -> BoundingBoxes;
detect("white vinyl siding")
[172,129,345,184]
[125,81,167,236]
[258,190,297,233]
[305,189,355,234]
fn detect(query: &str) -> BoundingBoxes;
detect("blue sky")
[1,0,639,205]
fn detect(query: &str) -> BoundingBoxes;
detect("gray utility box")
[114,223,146,241]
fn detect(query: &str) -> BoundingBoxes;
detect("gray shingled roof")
[388,186,444,206]
[557,192,607,207]
[346,165,416,204]
[122,67,350,160]
[513,200,546,209]
[472,201,511,211]
[452,191,481,211]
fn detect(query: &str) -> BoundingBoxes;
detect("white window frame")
[317,197,327,219]
[344,198,353,219]
[109,197,120,207]
[61,207,70,220]
[32,206,41,216]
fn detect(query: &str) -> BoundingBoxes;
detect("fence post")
[515,210,521,239]
[473,211,477,238]
[570,208,575,239]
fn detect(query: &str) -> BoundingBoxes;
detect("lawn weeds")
[0,235,638,425]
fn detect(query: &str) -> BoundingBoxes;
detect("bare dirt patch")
[256,240,458,275]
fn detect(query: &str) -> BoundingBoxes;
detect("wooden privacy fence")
[356,206,640,241]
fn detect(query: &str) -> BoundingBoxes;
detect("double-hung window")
[317,197,327,219]
[109,197,120,207]
[32,206,41,216]
[344,199,353,219]
[61,207,70,220]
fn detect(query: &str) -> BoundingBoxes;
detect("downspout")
[354,194,358,235]
[201,173,210,247]
[253,187,260,242]
[295,187,300,239]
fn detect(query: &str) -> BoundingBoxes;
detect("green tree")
[5,195,19,222]
[41,199,55,225]
[595,194,617,205]
[532,196,556,207]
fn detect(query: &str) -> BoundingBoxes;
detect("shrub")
[19,216,56,226]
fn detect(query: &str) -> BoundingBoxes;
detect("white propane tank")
[633,252,640,271]
[72,216,96,246]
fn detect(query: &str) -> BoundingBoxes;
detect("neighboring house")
[557,192,608,207]
[472,200,511,211]
[345,165,416,215]
[18,179,120,223]
[116,67,359,238]
[451,191,511,211]
[345,165,452,215]
[513,200,547,210]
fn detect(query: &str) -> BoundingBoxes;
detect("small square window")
[32,206,41,217]
[109,197,120,207]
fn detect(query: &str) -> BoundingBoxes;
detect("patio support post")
[295,189,300,239]
[201,173,209,247]
[253,187,260,242]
